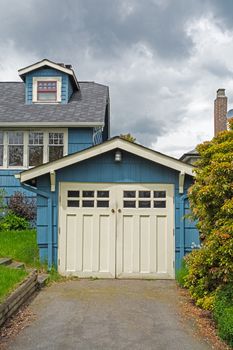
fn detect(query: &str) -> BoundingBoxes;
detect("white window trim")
[32,77,62,103]
[0,129,68,169]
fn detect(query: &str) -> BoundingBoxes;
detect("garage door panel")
[59,183,174,279]
[156,216,167,274]
[99,215,111,272]
[139,215,150,273]
[65,214,77,272]
[83,215,94,272]
[122,215,134,273]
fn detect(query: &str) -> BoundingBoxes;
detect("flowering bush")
[8,191,36,222]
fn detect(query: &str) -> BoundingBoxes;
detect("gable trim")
[18,138,194,183]
[18,59,79,90]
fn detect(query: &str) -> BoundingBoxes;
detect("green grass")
[0,229,63,285]
[0,229,40,267]
[0,265,28,302]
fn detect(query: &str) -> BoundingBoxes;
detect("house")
[0,59,199,279]
[0,59,109,198]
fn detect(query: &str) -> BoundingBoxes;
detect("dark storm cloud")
[0,0,205,59]
[0,0,233,155]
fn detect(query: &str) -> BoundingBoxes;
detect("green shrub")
[214,285,233,346]
[176,260,189,287]
[0,212,30,231]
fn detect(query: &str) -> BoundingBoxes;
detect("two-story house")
[0,59,109,197]
[0,59,198,279]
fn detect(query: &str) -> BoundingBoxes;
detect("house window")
[29,132,44,166]
[48,133,64,161]
[0,129,67,168]
[37,81,57,102]
[32,77,62,103]
[8,131,24,166]
[0,132,3,166]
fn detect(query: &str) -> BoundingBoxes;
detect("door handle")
[118,209,122,213]
[111,208,115,213]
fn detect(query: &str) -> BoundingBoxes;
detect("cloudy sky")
[1,0,233,157]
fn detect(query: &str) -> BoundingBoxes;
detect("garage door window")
[123,190,166,209]
[67,189,109,208]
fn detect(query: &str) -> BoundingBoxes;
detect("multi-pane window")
[29,132,44,166]
[0,130,66,168]
[37,81,57,102]
[123,190,167,209]
[0,132,3,166]
[8,131,24,167]
[49,133,64,161]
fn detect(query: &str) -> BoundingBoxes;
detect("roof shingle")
[0,82,109,125]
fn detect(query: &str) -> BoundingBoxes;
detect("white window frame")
[0,128,68,169]
[32,77,62,103]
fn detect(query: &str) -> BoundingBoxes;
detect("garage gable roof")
[18,137,194,183]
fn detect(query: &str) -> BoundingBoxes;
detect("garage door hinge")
[58,227,61,235]
[173,228,175,236]
[58,258,60,265]
[173,261,175,268]
[59,196,61,203]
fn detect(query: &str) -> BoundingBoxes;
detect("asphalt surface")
[8,280,212,350]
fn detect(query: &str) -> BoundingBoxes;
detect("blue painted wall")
[35,149,199,271]
[25,67,74,104]
[0,170,35,198]
[68,128,93,154]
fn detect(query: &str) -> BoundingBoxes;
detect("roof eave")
[19,137,194,183]
[0,122,104,127]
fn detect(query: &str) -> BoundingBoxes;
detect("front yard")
[0,265,28,303]
[0,229,39,267]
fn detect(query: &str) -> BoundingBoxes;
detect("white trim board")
[0,122,104,127]
[18,137,194,183]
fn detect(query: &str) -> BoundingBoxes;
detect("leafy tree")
[185,118,233,306]
[120,133,136,143]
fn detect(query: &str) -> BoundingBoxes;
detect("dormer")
[18,59,80,104]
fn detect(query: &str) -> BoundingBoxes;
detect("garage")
[59,183,174,279]
[18,137,198,276]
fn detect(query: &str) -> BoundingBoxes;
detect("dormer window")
[32,77,62,103]
[37,81,57,102]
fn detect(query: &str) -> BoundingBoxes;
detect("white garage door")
[58,183,174,279]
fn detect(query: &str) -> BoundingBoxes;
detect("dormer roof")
[18,58,80,91]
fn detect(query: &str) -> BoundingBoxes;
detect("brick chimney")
[214,88,227,136]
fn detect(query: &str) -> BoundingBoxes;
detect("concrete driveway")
[7,280,212,350]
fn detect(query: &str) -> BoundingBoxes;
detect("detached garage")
[17,137,199,279]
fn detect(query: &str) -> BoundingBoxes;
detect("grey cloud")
[0,0,232,156]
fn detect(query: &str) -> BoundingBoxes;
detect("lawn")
[0,265,28,303]
[0,229,40,267]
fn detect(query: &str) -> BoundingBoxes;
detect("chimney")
[214,88,227,136]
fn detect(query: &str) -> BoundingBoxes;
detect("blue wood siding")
[36,150,199,270]
[68,128,93,154]
[68,78,73,100]
[0,170,34,198]
[25,68,74,104]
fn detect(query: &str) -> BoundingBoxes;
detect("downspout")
[179,171,186,264]
[179,194,187,263]
[20,182,53,270]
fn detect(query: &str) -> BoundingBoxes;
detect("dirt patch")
[178,286,230,350]
[0,304,35,350]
